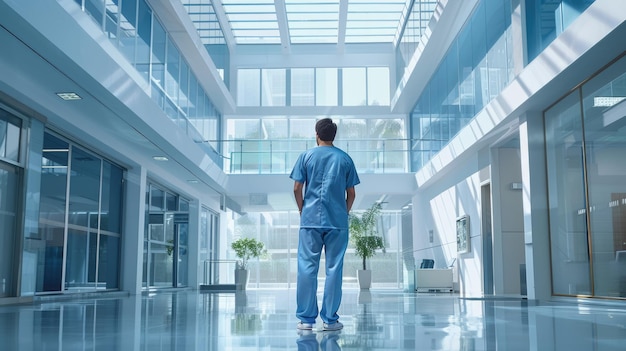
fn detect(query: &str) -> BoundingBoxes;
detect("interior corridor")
[0,289,624,350]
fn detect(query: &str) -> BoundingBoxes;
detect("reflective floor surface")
[0,289,625,350]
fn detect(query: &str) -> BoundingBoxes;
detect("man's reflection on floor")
[296,330,342,351]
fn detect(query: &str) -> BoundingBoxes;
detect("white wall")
[492,148,525,295]
[413,167,485,296]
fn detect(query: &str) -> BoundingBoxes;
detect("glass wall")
[225,116,406,174]
[409,0,514,171]
[525,0,595,63]
[237,67,389,107]
[226,209,403,289]
[38,132,124,293]
[199,207,220,284]
[72,0,223,163]
[144,184,190,289]
[0,108,22,298]
[545,54,626,298]
[396,0,437,83]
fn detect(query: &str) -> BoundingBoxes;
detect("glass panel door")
[0,162,19,297]
[175,213,188,287]
[38,134,69,292]
[65,148,101,291]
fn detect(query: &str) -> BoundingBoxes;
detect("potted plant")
[349,202,385,289]
[231,237,265,290]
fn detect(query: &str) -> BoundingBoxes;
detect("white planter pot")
[357,269,372,289]
[235,268,249,290]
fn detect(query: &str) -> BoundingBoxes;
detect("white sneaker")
[322,321,343,331]
[297,322,313,330]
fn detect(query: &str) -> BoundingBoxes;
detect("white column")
[121,166,147,295]
[519,113,552,300]
[187,199,200,288]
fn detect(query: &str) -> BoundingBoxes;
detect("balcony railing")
[213,138,412,174]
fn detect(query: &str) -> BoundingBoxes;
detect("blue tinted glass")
[526,0,595,62]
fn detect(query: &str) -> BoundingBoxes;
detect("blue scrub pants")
[296,227,349,325]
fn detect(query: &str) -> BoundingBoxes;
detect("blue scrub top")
[290,145,360,229]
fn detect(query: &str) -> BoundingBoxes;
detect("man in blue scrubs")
[290,118,360,332]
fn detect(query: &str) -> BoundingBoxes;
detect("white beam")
[274,0,291,52]
[337,0,349,52]
[211,0,237,51]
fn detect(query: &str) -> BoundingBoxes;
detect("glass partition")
[226,210,403,289]
[0,108,21,298]
[225,116,407,174]
[37,132,124,293]
[581,55,626,297]
[545,54,626,298]
[545,91,590,296]
[144,184,190,289]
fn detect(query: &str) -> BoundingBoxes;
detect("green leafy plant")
[349,202,385,270]
[231,237,265,270]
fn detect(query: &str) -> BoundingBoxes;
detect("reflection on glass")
[525,0,595,62]
[99,235,120,289]
[545,91,591,296]
[0,162,18,297]
[150,187,164,211]
[410,0,513,171]
[38,132,123,293]
[38,133,69,292]
[150,242,173,287]
[581,55,626,298]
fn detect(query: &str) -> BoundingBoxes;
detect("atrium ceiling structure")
[182,0,409,49]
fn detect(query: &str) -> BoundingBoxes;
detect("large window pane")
[101,161,123,234]
[227,209,403,289]
[367,67,390,106]
[66,147,101,291]
[150,242,173,287]
[136,0,152,80]
[66,229,98,290]
[261,69,286,106]
[342,68,366,106]
[38,133,69,292]
[119,0,137,64]
[237,69,260,106]
[0,162,19,297]
[545,91,591,296]
[316,68,337,106]
[581,55,626,298]
[291,68,314,106]
[39,132,123,293]
[98,235,120,289]
[165,39,180,103]
[0,109,21,162]
[525,0,595,63]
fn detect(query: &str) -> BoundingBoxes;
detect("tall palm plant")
[349,202,385,270]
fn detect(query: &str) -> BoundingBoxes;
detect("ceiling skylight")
[181,0,410,47]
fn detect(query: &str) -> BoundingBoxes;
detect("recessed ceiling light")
[153,156,169,161]
[56,92,82,100]
[187,179,199,184]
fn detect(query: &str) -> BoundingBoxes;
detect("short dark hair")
[315,118,337,142]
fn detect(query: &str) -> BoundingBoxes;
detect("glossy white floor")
[1,288,625,350]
